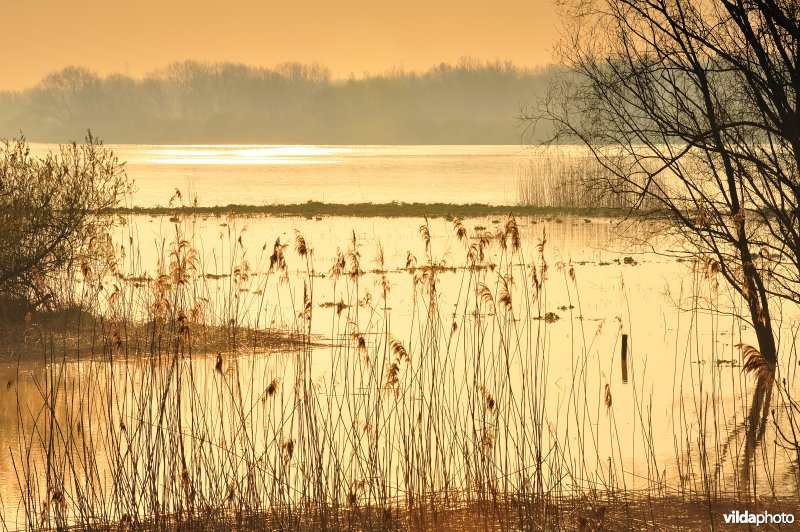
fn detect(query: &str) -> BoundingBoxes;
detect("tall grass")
[2,213,799,530]
[515,150,664,210]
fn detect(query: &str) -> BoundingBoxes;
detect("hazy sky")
[1,0,559,89]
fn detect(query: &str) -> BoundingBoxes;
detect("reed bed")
[515,151,664,210]
[2,213,799,531]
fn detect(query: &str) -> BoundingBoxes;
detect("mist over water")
[0,60,558,145]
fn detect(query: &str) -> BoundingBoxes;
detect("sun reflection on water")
[140,145,350,165]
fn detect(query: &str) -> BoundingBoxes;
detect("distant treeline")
[0,59,558,144]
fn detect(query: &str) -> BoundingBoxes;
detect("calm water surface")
[2,145,798,528]
[30,144,541,206]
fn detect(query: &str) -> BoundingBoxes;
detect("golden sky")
[1,0,559,89]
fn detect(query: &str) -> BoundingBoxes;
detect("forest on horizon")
[0,59,558,145]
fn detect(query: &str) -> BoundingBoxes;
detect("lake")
[29,144,545,207]
[2,144,798,529]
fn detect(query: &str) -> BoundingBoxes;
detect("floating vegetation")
[532,311,561,323]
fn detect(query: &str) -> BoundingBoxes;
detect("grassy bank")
[109,201,644,219]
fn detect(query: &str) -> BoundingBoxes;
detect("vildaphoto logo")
[723,510,795,526]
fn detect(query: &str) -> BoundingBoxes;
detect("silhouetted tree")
[533,0,799,490]
[0,60,556,143]
[0,134,128,310]
[29,66,102,129]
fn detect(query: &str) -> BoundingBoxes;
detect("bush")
[0,133,128,311]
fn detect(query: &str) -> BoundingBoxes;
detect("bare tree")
[532,0,799,490]
[29,66,102,129]
[0,133,128,311]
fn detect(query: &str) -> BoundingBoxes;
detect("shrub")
[0,133,128,311]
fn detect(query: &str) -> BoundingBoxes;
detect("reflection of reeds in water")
[4,212,799,530]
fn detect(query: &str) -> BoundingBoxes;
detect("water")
[3,145,799,528]
[30,144,536,207]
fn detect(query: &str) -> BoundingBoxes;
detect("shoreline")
[109,201,650,218]
[22,493,795,530]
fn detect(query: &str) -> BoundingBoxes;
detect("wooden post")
[621,334,628,384]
